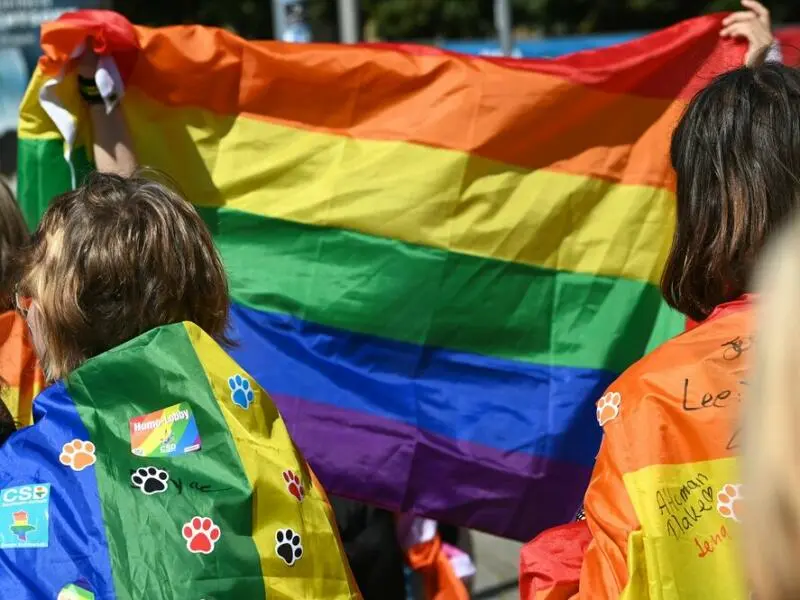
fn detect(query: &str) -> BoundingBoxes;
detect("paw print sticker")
[59,440,97,472]
[596,392,621,427]
[717,483,742,523]
[228,374,255,409]
[131,467,169,496]
[275,528,303,566]
[283,469,305,501]
[182,516,221,555]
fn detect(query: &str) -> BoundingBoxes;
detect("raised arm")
[77,50,137,176]
[721,0,778,67]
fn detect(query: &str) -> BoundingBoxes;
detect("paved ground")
[470,531,522,599]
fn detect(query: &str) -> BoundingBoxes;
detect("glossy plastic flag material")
[0,322,359,599]
[17,10,744,540]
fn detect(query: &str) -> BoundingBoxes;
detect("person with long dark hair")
[521,7,798,599]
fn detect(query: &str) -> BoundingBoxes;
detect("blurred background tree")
[112,0,800,41]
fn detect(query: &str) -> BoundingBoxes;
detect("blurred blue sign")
[440,32,644,59]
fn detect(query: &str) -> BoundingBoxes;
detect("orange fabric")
[520,521,592,600]
[0,310,45,427]
[580,301,750,598]
[685,294,753,332]
[406,534,469,600]
[522,299,751,599]
[40,12,748,191]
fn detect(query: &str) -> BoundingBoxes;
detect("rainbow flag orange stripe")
[0,311,44,428]
[17,10,742,540]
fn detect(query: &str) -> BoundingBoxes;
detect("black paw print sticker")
[131,467,169,496]
[275,528,303,566]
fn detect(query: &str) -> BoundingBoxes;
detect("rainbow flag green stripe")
[67,325,266,599]
[17,137,92,228]
[17,137,680,373]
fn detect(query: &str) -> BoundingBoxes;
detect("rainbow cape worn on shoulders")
[18,10,743,540]
[0,310,44,429]
[0,322,359,599]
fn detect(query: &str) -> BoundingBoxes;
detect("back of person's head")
[747,215,800,600]
[19,171,230,380]
[0,177,29,312]
[662,63,800,322]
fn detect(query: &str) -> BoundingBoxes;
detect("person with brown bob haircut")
[17,170,230,381]
[521,53,800,600]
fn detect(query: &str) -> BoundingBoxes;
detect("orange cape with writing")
[521,297,751,599]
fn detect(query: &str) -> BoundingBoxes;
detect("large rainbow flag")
[0,322,359,598]
[17,10,743,541]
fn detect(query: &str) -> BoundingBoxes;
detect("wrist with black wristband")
[78,75,104,105]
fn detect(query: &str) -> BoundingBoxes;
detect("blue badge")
[0,483,50,549]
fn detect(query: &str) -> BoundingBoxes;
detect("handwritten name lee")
[681,379,739,412]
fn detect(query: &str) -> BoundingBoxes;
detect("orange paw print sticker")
[59,439,97,472]
[716,483,742,522]
[596,392,621,427]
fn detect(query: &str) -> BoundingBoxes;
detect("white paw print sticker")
[59,439,97,472]
[131,466,170,496]
[717,484,742,522]
[596,392,621,426]
[182,516,221,555]
[275,528,303,566]
[228,374,255,409]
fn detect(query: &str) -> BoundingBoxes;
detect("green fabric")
[202,205,683,372]
[18,136,684,373]
[66,325,266,600]
[17,137,92,229]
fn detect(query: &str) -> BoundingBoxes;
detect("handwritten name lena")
[695,523,732,558]
[656,473,714,540]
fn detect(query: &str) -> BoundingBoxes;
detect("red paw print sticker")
[283,469,305,502]
[182,516,221,555]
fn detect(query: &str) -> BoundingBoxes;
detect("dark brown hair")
[19,171,230,379]
[0,177,29,311]
[662,63,800,322]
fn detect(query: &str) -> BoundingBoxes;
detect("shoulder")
[597,307,751,470]
[606,306,751,403]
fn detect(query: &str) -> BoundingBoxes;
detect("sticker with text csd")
[129,403,201,458]
[0,483,50,549]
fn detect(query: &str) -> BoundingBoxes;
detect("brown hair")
[19,170,230,380]
[661,63,800,322]
[0,178,30,312]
